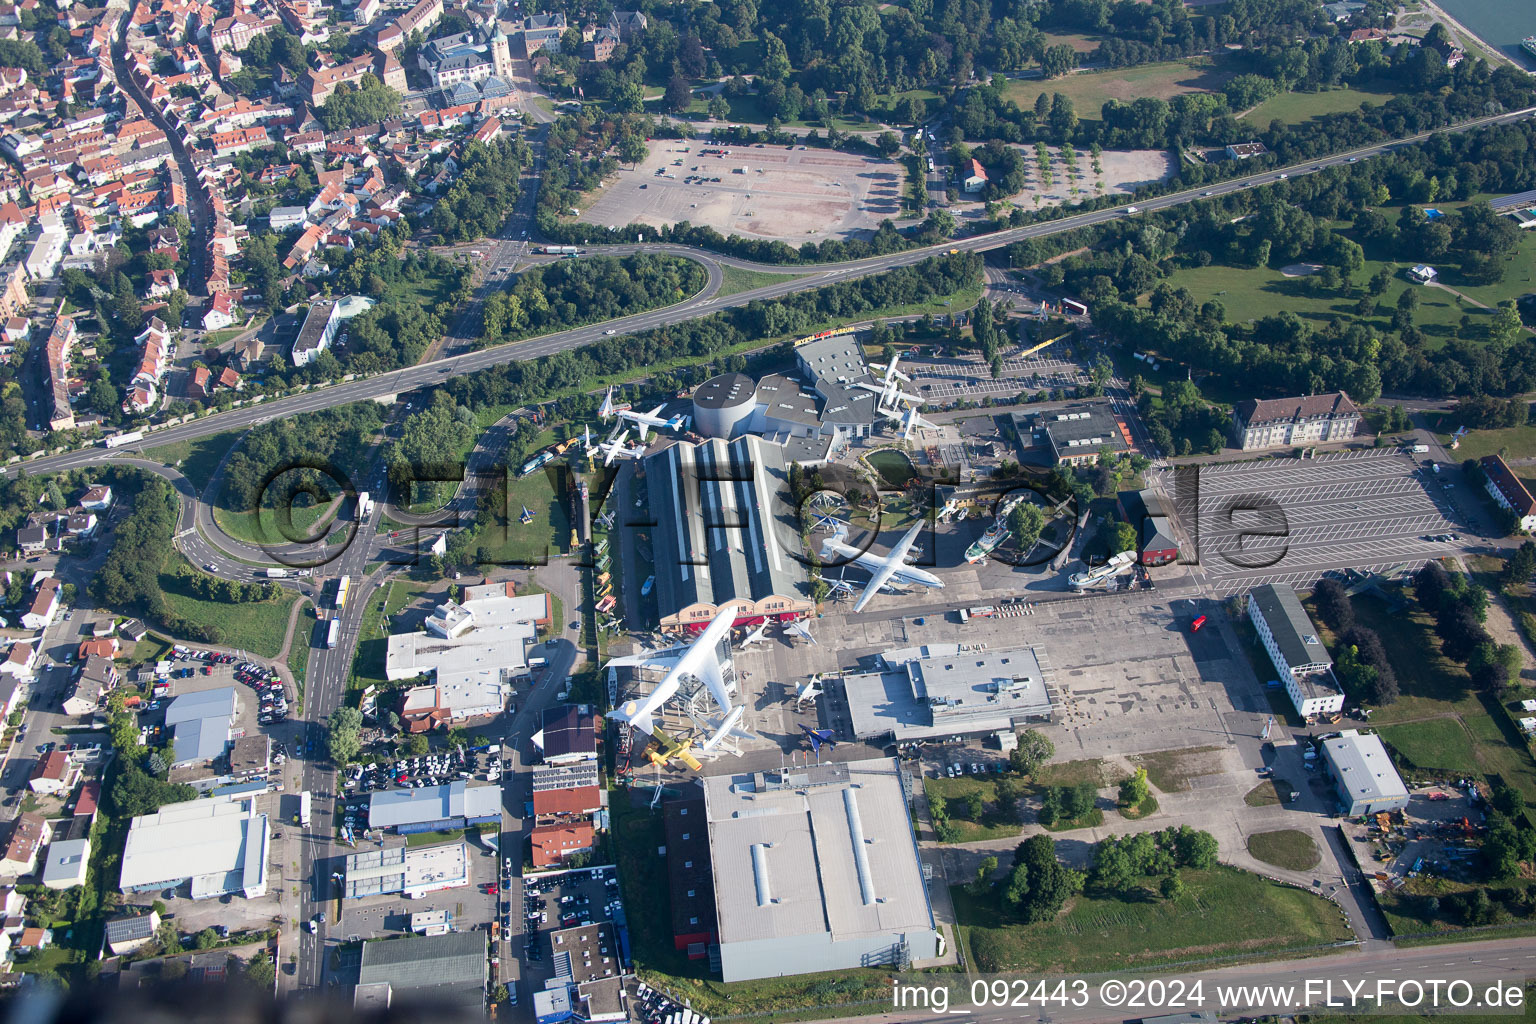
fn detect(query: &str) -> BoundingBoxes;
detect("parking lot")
[520,866,622,968]
[1177,448,1454,596]
[577,141,905,242]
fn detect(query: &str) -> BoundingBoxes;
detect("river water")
[1430,0,1535,67]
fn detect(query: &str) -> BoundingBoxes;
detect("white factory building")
[703,759,939,982]
[1322,730,1409,816]
[843,644,1054,743]
[343,841,469,899]
[386,584,551,728]
[1248,584,1345,720]
[118,794,269,899]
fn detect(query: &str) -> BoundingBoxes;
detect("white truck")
[1411,443,1429,454]
[265,567,290,578]
[357,491,374,519]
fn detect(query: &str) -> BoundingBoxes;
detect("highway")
[11,103,1535,486]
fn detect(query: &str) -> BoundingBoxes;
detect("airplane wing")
[852,519,925,612]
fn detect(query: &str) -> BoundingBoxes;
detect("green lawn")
[715,264,810,298]
[1439,229,1536,308]
[956,864,1353,973]
[350,579,432,692]
[1245,780,1286,806]
[1378,718,1480,773]
[144,429,242,497]
[1431,422,1536,474]
[288,601,314,697]
[1247,829,1321,871]
[1241,86,1398,125]
[1002,60,1231,120]
[213,493,343,547]
[1157,262,1476,344]
[1313,592,1536,802]
[925,776,1021,843]
[158,566,301,658]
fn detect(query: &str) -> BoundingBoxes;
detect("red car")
[486,884,499,895]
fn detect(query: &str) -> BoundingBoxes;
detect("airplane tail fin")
[608,704,654,737]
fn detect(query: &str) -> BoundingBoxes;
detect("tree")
[664,74,693,114]
[327,706,363,764]
[1008,502,1045,553]
[245,953,275,986]
[970,855,998,895]
[157,920,183,954]
[195,927,220,950]
[1160,872,1185,900]
[876,131,901,158]
[1110,520,1139,556]
[492,984,510,1004]
[1119,767,1150,808]
[1504,541,1536,588]
[619,134,648,167]
[964,791,985,820]
[1008,729,1054,775]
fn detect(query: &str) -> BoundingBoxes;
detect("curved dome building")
[691,372,757,439]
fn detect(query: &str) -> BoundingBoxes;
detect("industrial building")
[1231,392,1360,451]
[291,299,340,367]
[164,686,238,767]
[343,841,469,899]
[118,794,268,899]
[843,644,1053,743]
[386,585,551,729]
[702,759,939,982]
[1248,585,1344,720]
[1032,403,1133,466]
[1322,730,1409,816]
[354,930,487,1013]
[532,763,602,817]
[664,790,717,957]
[642,435,814,633]
[367,781,501,834]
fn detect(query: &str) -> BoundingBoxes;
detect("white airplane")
[856,352,923,408]
[595,428,645,467]
[690,704,753,754]
[738,622,769,648]
[878,402,937,439]
[784,619,817,646]
[605,606,736,736]
[820,519,943,613]
[792,674,824,708]
[599,386,684,441]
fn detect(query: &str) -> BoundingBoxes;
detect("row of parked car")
[235,662,288,724]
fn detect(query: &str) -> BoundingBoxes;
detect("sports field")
[1241,86,1398,125]
[1003,60,1232,118]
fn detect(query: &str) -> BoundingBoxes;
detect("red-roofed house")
[530,822,594,868]
[964,157,987,193]
[1480,455,1536,532]
[202,290,233,331]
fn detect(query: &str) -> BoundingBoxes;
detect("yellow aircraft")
[645,724,702,771]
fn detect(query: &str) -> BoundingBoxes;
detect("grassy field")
[925,776,1021,843]
[1431,422,1536,467]
[158,565,301,658]
[957,865,1352,973]
[1240,86,1397,125]
[144,429,242,497]
[715,264,809,298]
[1442,228,1536,309]
[1247,829,1321,871]
[1119,795,1159,819]
[1379,718,1480,773]
[350,578,433,692]
[1003,60,1230,119]
[1157,262,1476,344]
[1245,780,1286,806]
[213,494,343,548]
[1313,592,1536,802]
[1129,746,1223,793]
[288,600,314,697]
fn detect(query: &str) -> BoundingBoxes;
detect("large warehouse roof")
[357,930,486,1010]
[704,759,933,947]
[645,436,810,630]
[119,796,267,897]
[845,644,1053,741]
[368,781,501,829]
[164,686,237,765]
[1323,729,1408,808]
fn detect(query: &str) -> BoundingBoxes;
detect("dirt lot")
[575,140,907,243]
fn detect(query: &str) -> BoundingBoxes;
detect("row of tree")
[1312,578,1399,705]
[479,254,708,347]
[218,404,385,524]
[1413,561,1519,694]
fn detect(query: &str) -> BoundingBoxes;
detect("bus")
[334,575,351,611]
[326,619,340,649]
